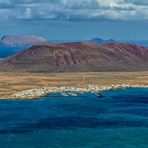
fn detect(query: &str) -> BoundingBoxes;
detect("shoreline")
[0,71,148,100]
[4,84,148,100]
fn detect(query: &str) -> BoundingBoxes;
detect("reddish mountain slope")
[0,42,148,72]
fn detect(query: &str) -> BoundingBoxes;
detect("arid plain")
[0,71,148,99]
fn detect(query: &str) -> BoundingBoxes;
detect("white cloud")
[0,0,148,20]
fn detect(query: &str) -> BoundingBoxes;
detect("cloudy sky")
[0,0,148,40]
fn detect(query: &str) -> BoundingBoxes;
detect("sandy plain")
[0,71,148,99]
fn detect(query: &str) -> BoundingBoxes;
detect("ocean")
[0,88,148,148]
[0,47,25,58]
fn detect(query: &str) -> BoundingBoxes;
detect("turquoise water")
[0,88,148,148]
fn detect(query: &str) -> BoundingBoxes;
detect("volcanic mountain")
[89,38,116,45]
[0,42,148,72]
[0,35,48,47]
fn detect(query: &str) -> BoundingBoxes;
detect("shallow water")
[0,88,148,148]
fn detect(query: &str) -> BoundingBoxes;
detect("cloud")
[0,0,148,21]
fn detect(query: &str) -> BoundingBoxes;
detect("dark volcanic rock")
[0,35,48,47]
[0,42,148,72]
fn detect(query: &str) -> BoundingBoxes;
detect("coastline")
[0,71,148,100]
[7,84,148,99]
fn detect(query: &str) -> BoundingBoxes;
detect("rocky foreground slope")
[0,42,148,72]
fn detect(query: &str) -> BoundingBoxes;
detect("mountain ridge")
[0,42,148,72]
[89,38,116,45]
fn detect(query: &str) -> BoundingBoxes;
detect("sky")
[0,0,148,41]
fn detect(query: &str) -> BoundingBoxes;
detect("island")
[0,41,148,99]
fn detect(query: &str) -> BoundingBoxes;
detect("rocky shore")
[11,84,148,99]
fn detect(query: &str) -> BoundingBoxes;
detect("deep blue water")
[0,47,25,58]
[0,88,148,148]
